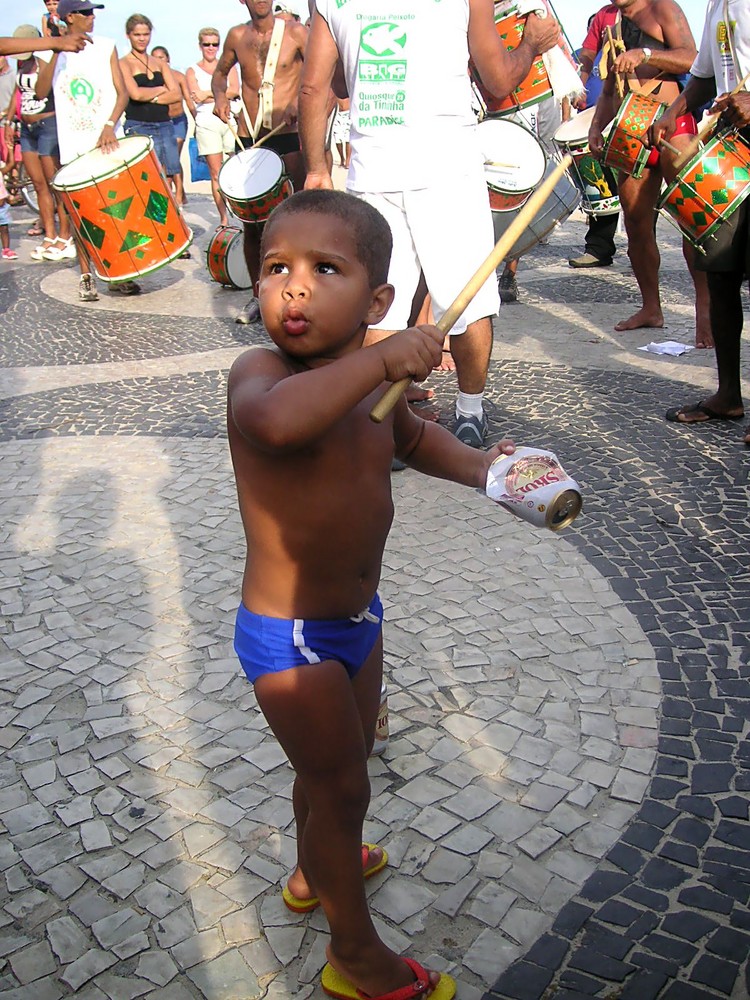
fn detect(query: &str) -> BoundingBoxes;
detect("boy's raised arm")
[229,329,443,453]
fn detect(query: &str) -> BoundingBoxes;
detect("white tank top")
[316,0,480,191]
[192,63,216,120]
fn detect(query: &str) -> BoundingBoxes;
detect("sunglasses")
[201,41,219,47]
[70,9,95,14]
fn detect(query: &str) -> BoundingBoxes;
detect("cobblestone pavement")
[1,194,749,1000]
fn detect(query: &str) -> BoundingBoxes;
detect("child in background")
[227,189,514,1000]
[0,160,18,260]
[42,0,62,38]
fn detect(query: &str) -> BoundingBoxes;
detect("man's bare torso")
[228,18,306,135]
[620,0,693,101]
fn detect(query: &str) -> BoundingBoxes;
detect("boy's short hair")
[262,191,392,288]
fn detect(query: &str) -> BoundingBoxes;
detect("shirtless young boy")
[213,0,308,324]
[227,189,514,1000]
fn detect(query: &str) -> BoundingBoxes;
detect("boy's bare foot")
[322,949,454,1000]
[614,308,664,332]
[283,843,387,912]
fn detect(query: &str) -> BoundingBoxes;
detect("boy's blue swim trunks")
[234,594,383,683]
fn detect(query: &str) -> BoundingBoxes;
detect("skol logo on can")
[485,447,582,531]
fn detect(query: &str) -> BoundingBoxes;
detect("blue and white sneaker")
[452,411,488,448]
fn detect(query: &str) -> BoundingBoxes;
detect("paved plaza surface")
[1,190,750,1000]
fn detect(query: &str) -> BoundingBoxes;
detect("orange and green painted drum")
[218,148,293,225]
[658,132,750,251]
[52,135,192,283]
[602,92,666,179]
[473,2,576,116]
[206,225,252,289]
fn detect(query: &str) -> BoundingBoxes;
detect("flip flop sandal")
[665,401,745,424]
[282,842,388,913]
[321,957,456,1000]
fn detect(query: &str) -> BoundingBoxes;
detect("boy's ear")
[366,283,395,327]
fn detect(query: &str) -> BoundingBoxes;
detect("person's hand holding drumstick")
[711,90,750,129]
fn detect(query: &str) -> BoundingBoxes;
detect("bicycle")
[2,123,39,213]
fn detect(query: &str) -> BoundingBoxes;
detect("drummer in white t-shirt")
[649,0,750,446]
[186,28,240,228]
[35,0,133,302]
[300,0,560,447]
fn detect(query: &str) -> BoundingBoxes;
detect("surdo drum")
[206,225,253,289]
[52,135,192,283]
[553,108,620,216]
[478,117,546,212]
[218,147,293,224]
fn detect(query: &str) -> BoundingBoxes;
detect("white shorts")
[352,175,499,335]
[195,115,235,157]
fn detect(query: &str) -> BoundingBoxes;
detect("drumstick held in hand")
[369,155,574,424]
[226,121,287,152]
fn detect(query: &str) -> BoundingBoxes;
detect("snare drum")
[491,154,579,258]
[602,91,665,179]
[479,117,546,211]
[553,108,620,216]
[219,147,292,224]
[52,135,192,283]
[206,225,252,289]
[474,1,576,117]
[658,131,750,252]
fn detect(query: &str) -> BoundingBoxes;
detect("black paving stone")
[622,886,670,912]
[637,801,680,828]
[552,902,594,940]
[579,871,633,903]
[661,911,719,943]
[707,927,750,962]
[662,983,727,999]
[691,763,735,793]
[625,912,660,941]
[673,818,712,848]
[557,970,606,994]
[658,841,699,868]
[642,933,698,965]
[606,843,645,875]
[677,886,734,915]
[618,970,669,1000]
[622,823,663,851]
[596,900,640,928]
[630,951,680,978]
[567,947,634,982]
[689,954,739,995]
[715,819,750,850]
[641,857,691,891]
[522,935,569,971]
[489,962,553,1000]
[650,777,689,799]
[675,795,715,820]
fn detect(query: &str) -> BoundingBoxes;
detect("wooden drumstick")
[606,26,624,101]
[369,155,574,424]
[227,120,287,151]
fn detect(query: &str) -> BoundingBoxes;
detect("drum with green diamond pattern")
[658,131,750,252]
[52,135,192,283]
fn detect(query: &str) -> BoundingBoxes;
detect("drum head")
[219,148,284,199]
[226,229,252,288]
[553,107,597,145]
[53,135,153,190]
[478,118,545,193]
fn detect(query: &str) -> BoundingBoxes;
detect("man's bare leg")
[660,145,714,349]
[450,316,493,395]
[207,153,229,227]
[615,170,664,332]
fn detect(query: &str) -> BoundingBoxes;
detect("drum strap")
[244,18,285,139]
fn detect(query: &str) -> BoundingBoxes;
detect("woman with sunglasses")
[186,28,239,228]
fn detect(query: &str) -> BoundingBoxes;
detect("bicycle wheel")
[17,163,39,213]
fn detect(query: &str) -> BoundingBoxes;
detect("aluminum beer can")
[370,682,389,757]
[486,446,582,531]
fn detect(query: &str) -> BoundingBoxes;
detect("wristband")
[642,47,652,64]
[104,119,115,128]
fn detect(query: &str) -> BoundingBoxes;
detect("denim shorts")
[125,118,181,176]
[20,116,60,158]
[171,113,188,144]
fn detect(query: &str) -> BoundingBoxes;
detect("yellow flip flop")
[282,842,388,913]
[321,957,456,1000]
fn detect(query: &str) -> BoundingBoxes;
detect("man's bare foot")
[614,309,664,332]
[324,945,446,1000]
[743,427,750,446]
[285,844,386,910]
[406,386,434,403]
[434,349,455,373]
[665,398,744,424]
[695,324,715,349]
